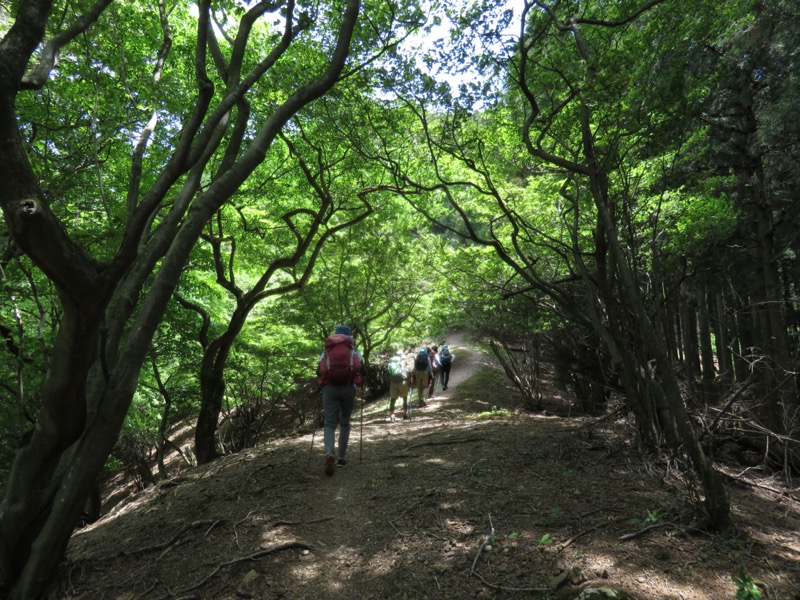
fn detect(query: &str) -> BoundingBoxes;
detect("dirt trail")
[60,333,800,600]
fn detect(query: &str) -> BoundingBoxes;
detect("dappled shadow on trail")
[58,334,800,600]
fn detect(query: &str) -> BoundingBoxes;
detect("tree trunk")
[489,339,540,410]
[657,282,676,360]
[780,257,799,351]
[576,226,661,448]
[152,358,174,478]
[679,279,701,384]
[754,171,798,431]
[195,338,233,464]
[712,284,733,386]
[597,212,733,531]
[697,275,717,404]
[734,295,756,384]
[580,121,733,531]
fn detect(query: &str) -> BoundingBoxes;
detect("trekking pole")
[359,386,364,461]
[309,389,322,463]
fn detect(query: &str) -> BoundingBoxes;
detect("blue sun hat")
[335,325,352,337]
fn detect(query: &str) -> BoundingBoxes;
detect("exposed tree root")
[124,519,216,557]
[174,541,313,595]
[403,436,483,451]
[470,513,549,593]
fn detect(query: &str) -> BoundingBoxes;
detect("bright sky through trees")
[401,0,522,104]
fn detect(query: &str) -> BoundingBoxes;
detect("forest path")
[60,333,800,600]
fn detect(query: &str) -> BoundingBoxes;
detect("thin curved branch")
[20,0,114,89]
[201,212,242,299]
[576,0,669,27]
[126,0,174,219]
[227,0,288,87]
[245,173,379,310]
[174,294,212,348]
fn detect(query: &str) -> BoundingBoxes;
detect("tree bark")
[591,185,734,532]
[679,278,701,385]
[712,283,732,385]
[196,336,234,464]
[697,275,717,404]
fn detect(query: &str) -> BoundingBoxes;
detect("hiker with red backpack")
[317,325,365,476]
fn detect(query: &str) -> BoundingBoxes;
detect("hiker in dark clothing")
[439,345,454,390]
[428,345,441,398]
[317,325,364,476]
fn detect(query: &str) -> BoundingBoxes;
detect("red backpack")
[318,334,362,386]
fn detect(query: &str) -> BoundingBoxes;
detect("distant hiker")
[387,350,410,421]
[439,345,454,390]
[317,325,364,476]
[428,345,441,397]
[412,347,433,407]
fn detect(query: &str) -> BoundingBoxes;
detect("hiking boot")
[402,412,409,420]
[337,457,348,467]
[324,454,336,476]
[388,412,395,422]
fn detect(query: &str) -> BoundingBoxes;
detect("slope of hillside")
[56,333,799,599]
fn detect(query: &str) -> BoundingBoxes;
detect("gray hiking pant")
[322,384,357,458]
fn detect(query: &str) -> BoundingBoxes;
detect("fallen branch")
[271,517,334,527]
[371,491,435,501]
[469,513,494,577]
[556,517,623,552]
[720,468,800,502]
[389,489,437,533]
[133,579,160,600]
[204,520,222,537]
[177,541,313,594]
[578,507,617,521]
[472,569,550,593]
[403,436,483,451]
[235,506,262,550]
[618,521,676,542]
[470,513,548,592]
[701,376,755,439]
[125,520,216,556]
[388,519,406,538]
